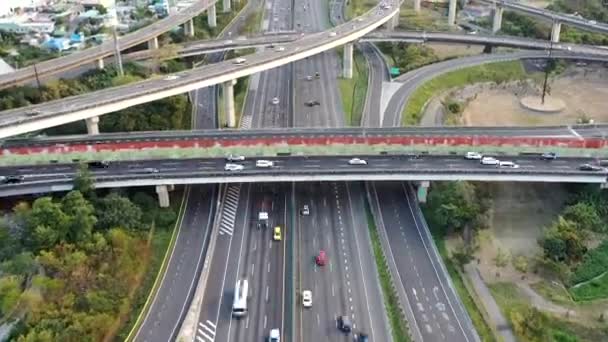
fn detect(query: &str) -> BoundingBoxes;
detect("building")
[80,0,116,10]
[0,0,50,17]
[0,15,55,34]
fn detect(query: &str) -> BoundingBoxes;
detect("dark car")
[540,152,557,160]
[579,164,603,171]
[3,175,24,184]
[337,315,352,333]
[358,333,369,342]
[88,160,110,168]
[314,72,320,79]
[305,100,320,107]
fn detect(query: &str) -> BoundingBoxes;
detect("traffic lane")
[196,184,250,342]
[297,182,341,342]
[315,182,350,342]
[361,42,387,127]
[345,182,392,341]
[136,185,215,342]
[0,155,605,182]
[214,184,253,342]
[374,182,470,342]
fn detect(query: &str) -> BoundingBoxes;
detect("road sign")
[390,67,400,76]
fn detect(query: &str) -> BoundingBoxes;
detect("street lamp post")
[541,22,555,105]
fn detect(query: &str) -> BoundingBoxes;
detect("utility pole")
[33,63,41,95]
[112,25,124,76]
[541,27,554,105]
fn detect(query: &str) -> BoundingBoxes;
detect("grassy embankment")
[402,60,528,125]
[428,226,498,342]
[365,200,411,341]
[120,190,187,341]
[491,282,608,342]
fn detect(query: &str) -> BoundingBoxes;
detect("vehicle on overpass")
[499,161,520,169]
[226,154,245,162]
[225,163,244,171]
[1,175,24,184]
[348,158,368,165]
[579,163,604,171]
[232,279,248,317]
[480,157,500,166]
[541,152,557,160]
[465,152,482,160]
[256,160,274,168]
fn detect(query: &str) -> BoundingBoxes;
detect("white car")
[499,161,520,169]
[269,329,280,342]
[223,39,233,45]
[256,160,274,168]
[274,46,285,52]
[480,157,500,166]
[226,154,245,162]
[143,167,159,173]
[271,97,280,105]
[302,290,312,308]
[348,158,367,165]
[328,32,337,37]
[589,20,597,25]
[225,163,244,171]
[465,152,482,160]
[233,57,246,65]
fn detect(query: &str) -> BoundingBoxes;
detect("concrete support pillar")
[148,36,159,50]
[207,5,217,28]
[184,18,194,37]
[222,0,231,12]
[551,21,562,43]
[414,0,421,13]
[156,185,170,208]
[85,116,100,135]
[448,0,457,26]
[343,43,353,79]
[417,181,430,203]
[223,79,236,128]
[96,58,104,70]
[492,6,504,33]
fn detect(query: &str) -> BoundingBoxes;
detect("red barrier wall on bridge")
[2,135,607,156]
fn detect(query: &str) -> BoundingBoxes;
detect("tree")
[510,307,548,342]
[26,197,70,250]
[61,191,97,242]
[72,164,94,199]
[96,193,142,230]
[540,217,587,264]
[425,182,482,233]
[562,202,604,233]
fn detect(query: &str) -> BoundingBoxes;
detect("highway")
[369,181,479,341]
[134,185,217,342]
[479,0,608,35]
[0,1,400,139]
[360,42,389,127]
[0,0,221,90]
[195,0,293,340]
[122,30,608,62]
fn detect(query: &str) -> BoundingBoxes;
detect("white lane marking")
[266,285,270,302]
[206,320,216,329]
[568,126,583,139]
[264,315,267,329]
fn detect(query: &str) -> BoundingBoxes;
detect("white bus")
[232,279,248,317]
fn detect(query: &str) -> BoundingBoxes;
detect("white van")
[232,279,248,317]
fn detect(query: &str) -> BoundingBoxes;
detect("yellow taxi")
[273,226,282,241]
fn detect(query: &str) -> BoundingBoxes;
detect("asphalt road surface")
[294,182,391,341]
[369,181,479,342]
[134,185,216,342]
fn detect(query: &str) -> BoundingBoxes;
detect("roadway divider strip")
[125,185,190,341]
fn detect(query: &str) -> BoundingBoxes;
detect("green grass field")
[402,61,528,125]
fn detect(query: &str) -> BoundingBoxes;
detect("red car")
[316,250,327,266]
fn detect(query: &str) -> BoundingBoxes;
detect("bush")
[571,240,608,285]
